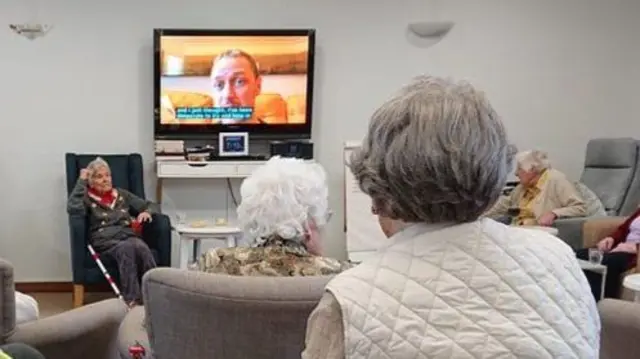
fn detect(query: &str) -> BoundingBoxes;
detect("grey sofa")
[140,268,331,359]
[0,258,128,359]
[598,299,640,359]
[554,137,640,248]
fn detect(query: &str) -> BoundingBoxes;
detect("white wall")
[0,0,638,281]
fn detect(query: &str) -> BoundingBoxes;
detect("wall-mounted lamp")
[9,24,53,40]
[407,21,454,38]
[405,21,454,48]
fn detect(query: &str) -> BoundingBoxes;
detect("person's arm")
[66,178,88,216]
[119,189,158,214]
[483,193,513,218]
[611,209,640,245]
[302,292,345,359]
[550,178,588,218]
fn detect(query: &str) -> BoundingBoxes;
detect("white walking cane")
[87,244,129,308]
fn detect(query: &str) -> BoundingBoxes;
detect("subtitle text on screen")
[175,107,253,120]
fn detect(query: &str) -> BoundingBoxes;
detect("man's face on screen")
[211,56,261,107]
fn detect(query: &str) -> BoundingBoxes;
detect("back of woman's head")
[349,75,515,223]
[237,156,329,243]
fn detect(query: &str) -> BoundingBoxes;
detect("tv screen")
[153,29,316,139]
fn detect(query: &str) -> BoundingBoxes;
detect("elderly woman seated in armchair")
[193,156,353,276]
[66,157,157,307]
[485,150,588,226]
[577,207,640,299]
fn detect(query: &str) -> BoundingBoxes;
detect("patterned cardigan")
[66,178,157,251]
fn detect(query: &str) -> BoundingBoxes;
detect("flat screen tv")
[153,28,316,140]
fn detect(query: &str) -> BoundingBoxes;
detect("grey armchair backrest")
[579,138,640,216]
[143,268,332,359]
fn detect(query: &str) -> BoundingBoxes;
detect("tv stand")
[154,158,314,205]
[208,155,267,161]
[157,159,269,179]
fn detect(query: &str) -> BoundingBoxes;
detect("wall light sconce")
[9,24,53,40]
[405,21,454,48]
[407,21,454,38]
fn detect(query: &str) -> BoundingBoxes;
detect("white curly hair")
[237,156,329,244]
[515,150,551,173]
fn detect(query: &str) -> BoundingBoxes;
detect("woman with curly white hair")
[194,156,352,276]
[485,149,589,226]
[302,76,599,359]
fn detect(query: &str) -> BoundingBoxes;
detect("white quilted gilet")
[327,219,600,359]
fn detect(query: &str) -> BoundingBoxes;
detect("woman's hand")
[79,168,91,180]
[538,212,557,226]
[137,212,152,223]
[610,242,638,254]
[597,236,614,252]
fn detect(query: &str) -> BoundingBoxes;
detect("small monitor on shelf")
[219,132,249,157]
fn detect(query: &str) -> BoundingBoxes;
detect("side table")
[623,273,640,302]
[175,225,243,269]
[578,259,607,301]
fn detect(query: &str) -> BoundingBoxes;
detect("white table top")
[623,273,640,291]
[577,259,606,273]
[175,225,243,235]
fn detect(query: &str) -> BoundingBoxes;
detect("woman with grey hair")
[302,76,599,358]
[485,150,588,226]
[67,157,158,307]
[194,156,352,276]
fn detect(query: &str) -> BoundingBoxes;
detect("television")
[153,29,316,140]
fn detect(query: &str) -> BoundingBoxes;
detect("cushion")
[580,138,638,213]
[255,93,287,124]
[117,306,152,359]
[286,94,306,124]
[575,182,606,217]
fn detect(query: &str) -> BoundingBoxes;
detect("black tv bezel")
[153,28,316,140]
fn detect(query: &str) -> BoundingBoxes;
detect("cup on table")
[588,248,603,264]
[175,212,187,226]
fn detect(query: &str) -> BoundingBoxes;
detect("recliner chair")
[65,153,172,307]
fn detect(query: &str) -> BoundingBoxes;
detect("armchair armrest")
[553,217,589,250]
[143,213,172,267]
[68,215,89,283]
[0,259,16,341]
[598,299,640,359]
[8,298,127,359]
[583,217,625,248]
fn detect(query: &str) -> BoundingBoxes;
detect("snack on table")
[215,218,227,226]
[190,220,208,228]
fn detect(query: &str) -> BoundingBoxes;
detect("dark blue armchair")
[65,153,172,307]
